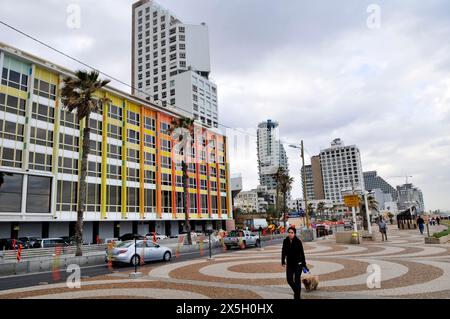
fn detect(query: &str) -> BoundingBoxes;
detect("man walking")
[281,226,308,300]
[417,216,425,235]
[436,216,441,226]
[377,218,388,241]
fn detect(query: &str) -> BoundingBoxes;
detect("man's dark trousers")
[286,264,302,299]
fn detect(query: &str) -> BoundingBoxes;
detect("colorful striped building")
[0,42,232,242]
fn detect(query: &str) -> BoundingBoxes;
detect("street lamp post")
[289,141,310,228]
[363,191,373,234]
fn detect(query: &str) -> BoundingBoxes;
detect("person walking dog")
[281,226,308,299]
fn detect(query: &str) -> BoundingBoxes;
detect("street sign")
[344,195,360,207]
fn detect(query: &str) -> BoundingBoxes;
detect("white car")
[145,233,168,240]
[107,240,172,266]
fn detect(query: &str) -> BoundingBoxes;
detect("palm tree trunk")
[276,183,279,223]
[182,160,192,245]
[283,191,287,228]
[76,114,90,256]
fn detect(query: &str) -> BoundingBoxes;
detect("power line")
[0,19,314,156]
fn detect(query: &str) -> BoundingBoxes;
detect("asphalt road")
[0,238,284,291]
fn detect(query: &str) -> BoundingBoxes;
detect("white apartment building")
[320,138,365,204]
[256,120,289,202]
[235,190,268,213]
[132,0,219,128]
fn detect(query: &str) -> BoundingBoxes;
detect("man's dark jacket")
[281,236,306,267]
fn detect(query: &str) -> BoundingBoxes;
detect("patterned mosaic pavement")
[0,227,449,299]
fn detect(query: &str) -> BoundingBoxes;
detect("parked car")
[344,221,353,230]
[118,233,145,242]
[106,240,172,266]
[145,232,168,240]
[39,238,68,248]
[223,230,260,249]
[59,236,77,246]
[18,237,41,249]
[0,238,26,250]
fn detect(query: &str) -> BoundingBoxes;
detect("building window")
[33,79,56,100]
[85,183,101,212]
[144,152,156,166]
[160,122,171,135]
[200,179,207,190]
[26,175,51,213]
[0,93,26,116]
[201,194,208,214]
[107,164,121,180]
[127,129,140,145]
[160,139,171,152]
[106,185,121,212]
[161,155,172,169]
[189,178,197,189]
[127,187,140,212]
[56,180,77,211]
[127,148,140,164]
[144,134,156,148]
[30,126,53,148]
[189,193,197,214]
[107,124,122,140]
[144,188,156,212]
[162,190,172,213]
[59,132,79,152]
[144,170,156,184]
[108,104,122,121]
[1,119,24,142]
[28,152,52,172]
[58,156,78,175]
[0,172,23,212]
[2,67,28,92]
[108,144,122,160]
[161,173,172,186]
[126,110,140,126]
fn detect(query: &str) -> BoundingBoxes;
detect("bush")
[432,228,450,238]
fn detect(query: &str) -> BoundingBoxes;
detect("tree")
[168,116,195,245]
[278,170,294,228]
[307,203,314,218]
[317,201,325,219]
[61,70,110,256]
[272,167,285,218]
[359,194,379,231]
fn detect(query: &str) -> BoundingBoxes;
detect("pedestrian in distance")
[377,218,388,241]
[436,216,441,226]
[281,226,308,300]
[417,216,425,235]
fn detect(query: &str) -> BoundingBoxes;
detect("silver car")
[107,240,172,266]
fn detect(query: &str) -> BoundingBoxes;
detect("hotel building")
[0,42,232,242]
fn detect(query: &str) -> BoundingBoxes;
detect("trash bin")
[351,231,360,244]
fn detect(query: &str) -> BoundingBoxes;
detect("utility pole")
[301,140,310,228]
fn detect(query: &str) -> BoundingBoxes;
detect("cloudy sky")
[1,0,449,210]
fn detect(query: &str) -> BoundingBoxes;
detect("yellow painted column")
[155,112,162,219]
[100,93,109,219]
[121,101,127,219]
[139,106,145,219]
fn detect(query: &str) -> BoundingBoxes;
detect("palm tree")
[272,167,286,222]
[359,194,379,231]
[61,70,110,256]
[168,116,195,246]
[278,171,294,228]
[317,201,325,220]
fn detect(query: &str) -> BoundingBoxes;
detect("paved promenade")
[0,226,448,299]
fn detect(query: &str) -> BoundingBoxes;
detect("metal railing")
[0,244,107,263]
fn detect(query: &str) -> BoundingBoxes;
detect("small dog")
[302,275,319,292]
